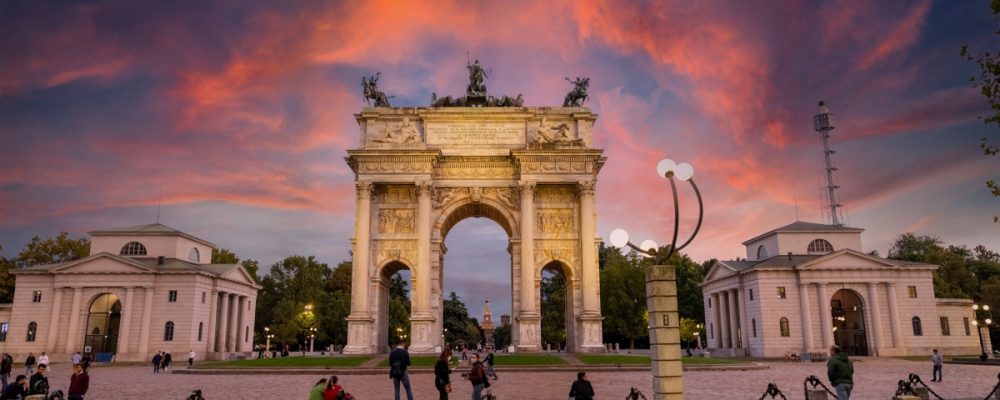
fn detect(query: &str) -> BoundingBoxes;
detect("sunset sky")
[2,0,997,319]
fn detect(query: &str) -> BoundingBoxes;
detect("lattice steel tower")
[813,101,844,226]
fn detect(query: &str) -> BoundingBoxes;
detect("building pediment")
[49,253,157,274]
[221,266,259,287]
[796,249,913,270]
[703,261,738,283]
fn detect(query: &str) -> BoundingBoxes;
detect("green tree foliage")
[0,246,15,303]
[387,273,411,344]
[493,324,511,349]
[443,292,481,347]
[256,256,331,345]
[319,261,353,347]
[16,231,89,267]
[599,244,648,349]
[960,1,1000,222]
[887,233,1000,300]
[540,269,567,347]
[211,248,260,283]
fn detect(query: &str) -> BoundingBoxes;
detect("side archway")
[85,293,122,354]
[830,289,868,355]
[374,260,412,352]
[538,260,577,352]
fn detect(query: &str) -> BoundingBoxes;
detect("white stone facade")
[702,221,980,358]
[0,224,260,362]
[343,107,606,354]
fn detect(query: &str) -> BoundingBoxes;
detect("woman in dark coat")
[434,348,453,400]
[568,371,595,400]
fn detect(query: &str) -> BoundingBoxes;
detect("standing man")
[188,350,196,367]
[151,352,162,374]
[28,363,48,397]
[24,353,35,375]
[568,371,595,400]
[71,352,82,367]
[827,345,854,400]
[37,353,49,372]
[68,363,89,400]
[0,353,12,388]
[388,341,414,400]
[931,349,943,382]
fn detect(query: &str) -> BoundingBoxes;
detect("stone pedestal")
[645,265,683,400]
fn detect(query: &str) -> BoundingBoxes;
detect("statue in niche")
[370,117,421,145]
[362,72,393,107]
[531,118,583,147]
[563,76,590,107]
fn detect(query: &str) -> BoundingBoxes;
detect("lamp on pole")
[608,158,704,400]
[264,327,272,359]
[309,327,317,353]
[972,303,994,361]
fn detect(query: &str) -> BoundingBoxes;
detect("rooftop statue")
[466,59,489,97]
[563,76,590,107]
[362,72,393,107]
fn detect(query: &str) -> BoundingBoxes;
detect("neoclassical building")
[0,223,260,362]
[702,221,980,358]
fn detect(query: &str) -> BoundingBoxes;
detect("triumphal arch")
[344,68,605,353]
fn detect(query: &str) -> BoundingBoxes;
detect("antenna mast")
[813,101,844,226]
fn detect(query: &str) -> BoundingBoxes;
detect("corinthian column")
[345,181,375,354]
[409,181,435,353]
[65,288,83,354]
[117,287,134,355]
[798,283,814,353]
[517,181,540,351]
[45,288,64,352]
[578,181,599,315]
[818,284,834,349]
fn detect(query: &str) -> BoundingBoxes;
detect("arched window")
[245,326,249,342]
[757,245,768,259]
[807,239,834,254]
[26,322,37,342]
[779,317,790,337]
[120,241,147,256]
[912,317,923,336]
[164,321,175,341]
[752,319,757,338]
[188,248,200,262]
[198,322,204,341]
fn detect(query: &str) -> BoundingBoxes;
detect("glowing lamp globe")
[674,163,694,181]
[609,229,630,248]
[656,159,677,179]
[639,240,659,253]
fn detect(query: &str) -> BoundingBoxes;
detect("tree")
[256,255,330,344]
[960,1,1000,222]
[211,248,260,283]
[0,246,15,303]
[540,270,567,347]
[16,231,89,267]
[387,273,411,345]
[493,324,511,349]
[679,317,700,349]
[888,233,983,299]
[443,292,479,347]
[599,245,648,349]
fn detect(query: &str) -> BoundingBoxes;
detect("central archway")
[84,293,122,355]
[831,289,868,356]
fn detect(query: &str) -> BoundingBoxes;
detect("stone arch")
[434,198,517,241]
[830,288,869,355]
[85,292,123,354]
[374,260,412,352]
[538,260,578,351]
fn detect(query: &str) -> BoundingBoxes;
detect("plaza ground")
[30,358,1000,399]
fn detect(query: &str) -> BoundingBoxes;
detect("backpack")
[389,360,404,379]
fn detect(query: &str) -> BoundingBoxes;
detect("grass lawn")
[377,356,439,367]
[576,355,651,365]
[680,356,749,365]
[379,354,568,367]
[199,356,370,368]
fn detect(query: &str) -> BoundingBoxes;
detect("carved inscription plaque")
[425,122,525,146]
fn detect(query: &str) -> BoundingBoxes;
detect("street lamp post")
[264,327,272,359]
[972,303,994,361]
[309,327,317,353]
[608,158,704,400]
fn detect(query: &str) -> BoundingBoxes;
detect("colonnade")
[708,289,745,352]
[209,291,251,353]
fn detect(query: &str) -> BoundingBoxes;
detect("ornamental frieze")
[537,209,574,233]
[373,240,417,269]
[534,240,578,267]
[377,209,415,234]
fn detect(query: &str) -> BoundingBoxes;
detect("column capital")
[356,181,375,200]
[415,181,433,197]
[518,180,536,192]
[576,180,596,196]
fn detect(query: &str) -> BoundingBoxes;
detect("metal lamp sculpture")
[608,158,704,400]
[972,303,994,360]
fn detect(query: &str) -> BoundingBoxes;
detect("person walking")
[389,341,414,400]
[827,345,854,400]
[484,351,498,380]
[37,353,49,372]
[163,351,172,371]
[568,371,595,400]
[434,348,453,400]
[0,353,12,389]
[188,350,195,367]
[151,352,162,374]
[68,363,89,400]
[0,375,27,400]
[71,352,82,367]
[462,353,486,400]
[24,353,35,375]
[308,378,328,400]
[931,349,943,382]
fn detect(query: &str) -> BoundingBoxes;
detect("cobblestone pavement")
[35,358,1000,399]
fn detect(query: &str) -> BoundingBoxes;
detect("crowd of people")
[0,353,89,400]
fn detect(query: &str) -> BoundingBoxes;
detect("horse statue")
[362,73,393,107]
[563,76,590,107]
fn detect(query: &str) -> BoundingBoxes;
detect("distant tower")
[813,101,844,226]
[480,300,496,351]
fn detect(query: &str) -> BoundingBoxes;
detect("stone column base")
[515,313,541,352]
[409,315,436,354]
[343,315,375,354]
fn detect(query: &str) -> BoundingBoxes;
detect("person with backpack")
[484,351,498,380]
[434,348,453,400]
[27,363,48,397]
[461,353,487,400]
[24,353,35,376]
[0,353,12,389]
[388,341,413,400]
[827,345,854,400]
[568,371,595,400]
[151,352,162,374]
